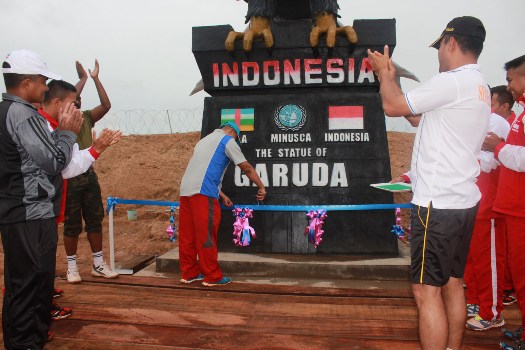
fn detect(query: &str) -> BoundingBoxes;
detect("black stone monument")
[192,18,397,255]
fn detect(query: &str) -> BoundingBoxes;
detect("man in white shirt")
[368,16,490,350]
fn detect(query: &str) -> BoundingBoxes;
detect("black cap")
[430,16,486,49]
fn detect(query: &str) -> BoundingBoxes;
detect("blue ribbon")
[230,204,413,212]
[106,197,412,213]
[106,197,180,214]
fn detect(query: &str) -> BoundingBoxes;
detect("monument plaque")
[193,18,398,255]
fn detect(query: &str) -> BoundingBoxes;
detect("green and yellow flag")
[221,108,255,132]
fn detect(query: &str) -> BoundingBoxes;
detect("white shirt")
[405,64,490,209]
[478,113,510,173]
[46,121,96,179]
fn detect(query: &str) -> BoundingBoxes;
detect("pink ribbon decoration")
[391,207,409,244]
[166,225,176,242]
[305,210,327,248]
[166,205,177,242]
[232,208,256,246]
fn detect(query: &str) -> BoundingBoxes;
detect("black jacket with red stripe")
[0,93,76,224]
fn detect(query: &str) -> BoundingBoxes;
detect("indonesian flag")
[328,106,364,130]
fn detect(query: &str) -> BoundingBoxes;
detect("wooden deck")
[23,275,521,349]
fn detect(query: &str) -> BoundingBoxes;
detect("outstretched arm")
[88,59,112,124]
[237,161,266,201]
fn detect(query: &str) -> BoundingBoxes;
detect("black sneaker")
[503,327,524,341]
[501,339,524,350]
[503,290,517,306]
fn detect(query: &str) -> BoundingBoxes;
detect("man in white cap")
[368,16,490,350]
[0,49,82,349]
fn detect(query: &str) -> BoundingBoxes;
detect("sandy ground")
[0,131,415,276]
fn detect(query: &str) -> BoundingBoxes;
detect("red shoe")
[503,290,517,306]
[51,302,72,320]
[53,288,64,298]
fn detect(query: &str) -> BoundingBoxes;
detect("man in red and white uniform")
[488,85,518,305]
[464,109,510,331]
[483,55,525,343]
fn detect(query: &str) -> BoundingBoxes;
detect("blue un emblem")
[274,104,307,131]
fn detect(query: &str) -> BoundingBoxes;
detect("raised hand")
[367,45,392,79]
[58,102,83,134]
[91,129,123,154]
[76,61,88,80]
[89,59,100,79]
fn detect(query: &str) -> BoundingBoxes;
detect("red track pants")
[179,194,223,283]
[505,215,525,327]
[464,218,506,320]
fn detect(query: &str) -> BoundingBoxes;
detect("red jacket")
[493,111,525,218]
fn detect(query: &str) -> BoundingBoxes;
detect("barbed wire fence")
[93,109,204,135]
[93,108,419,135]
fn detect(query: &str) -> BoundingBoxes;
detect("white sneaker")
[91,261,119,279]
[67,267,82,284]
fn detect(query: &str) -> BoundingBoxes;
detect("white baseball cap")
[2,49,61,80]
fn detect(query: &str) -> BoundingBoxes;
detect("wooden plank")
[55,299,512,345]
[46,336,503,350]
[49,320,416,350]
[115,254,156,274]
[2,277,511,349]
[76,274,416,298]
[49,319,506,350]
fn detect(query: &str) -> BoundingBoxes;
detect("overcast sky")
[0,0,524,112]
